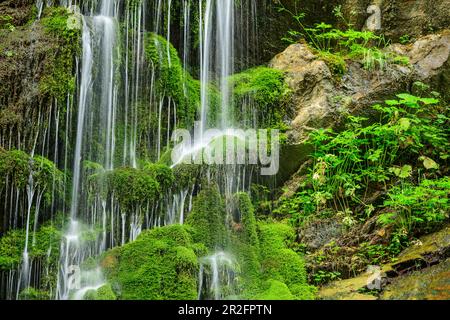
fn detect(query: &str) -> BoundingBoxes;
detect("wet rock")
[318,272,378,300]
[316,225,450,300]
[385,225,450,276]
[381,259,450,300]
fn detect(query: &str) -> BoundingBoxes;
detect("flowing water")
[1,0,262,300]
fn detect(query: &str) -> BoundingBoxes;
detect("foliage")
[275,93,449,247]
[0,15,15,32]
[278,5,408,75]
[379,177,450,234]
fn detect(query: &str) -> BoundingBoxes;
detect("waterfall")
[198,252,237,300]
[2,0,262,300]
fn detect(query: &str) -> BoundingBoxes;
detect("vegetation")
[0,149,64,202]
[0,0,448,302]
[39,7,80,99]
[101,225,201,300]
[275,92,449,277]
[257,222,315,299]
[229,67,291,130]
[144,33,220,129]
[186,186,228,250]
[278,5,409,75]
[0,223,61,271]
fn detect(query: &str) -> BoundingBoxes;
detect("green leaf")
[389,165,412,179]
[398,118,411,131]
[419,156,439,170]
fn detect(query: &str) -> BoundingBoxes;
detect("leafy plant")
[379,177,450,234]
[277,5,408,74]
[276,93,449,242]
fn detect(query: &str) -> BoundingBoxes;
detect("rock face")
[270,30,450,145]
[317,225,450,300]
[341,0,450,41]
[381,259,450,300]
[269,43,335,143]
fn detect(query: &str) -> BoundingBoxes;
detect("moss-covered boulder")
[381,259,450,300]
[100,224,204,300]
[186,186,228,250]
[257,222,316,300]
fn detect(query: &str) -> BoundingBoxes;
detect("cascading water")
[1,0,262,300]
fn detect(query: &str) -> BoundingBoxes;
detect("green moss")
[0,149,64,201]
[257,222,316,300]
[39,7,80,100]
[186,186,228,250]
[0,222,61,271]
[228,67,290,130]
[87,166,159,207]
[230,193,261,297]
[84,284,117,300]
[145,33,220,129]
[18,287,50,300]
[172,164,201,190]
[142,163,175,191]
[254,280,295,300]
[101,225,200,300]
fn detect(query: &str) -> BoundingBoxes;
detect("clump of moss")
[0,149,64,200]
[257,222,316,300]
[254,279,295,300]
[230,193,261,296]
[0,222,61,271]
[86,163,175,211]
[142,162,175,191]
[18,287,51,300]
[84,284,117,300]
[144,33,220,129]
[39,6,80,100]
[106,167,159,211]
[186,185,228,250]
[101,224,202,300]
[228,67,291,130]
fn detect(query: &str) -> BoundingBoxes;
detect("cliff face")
[0,1,79,153]
[341,0,450,40]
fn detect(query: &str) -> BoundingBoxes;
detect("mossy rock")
[386,224,450,275]
[381,259,450,300]
[186,185,228,250]
[84,284,117,301]
[101,225,200,300]
[254,280,295,300]
[257,222,316,300]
